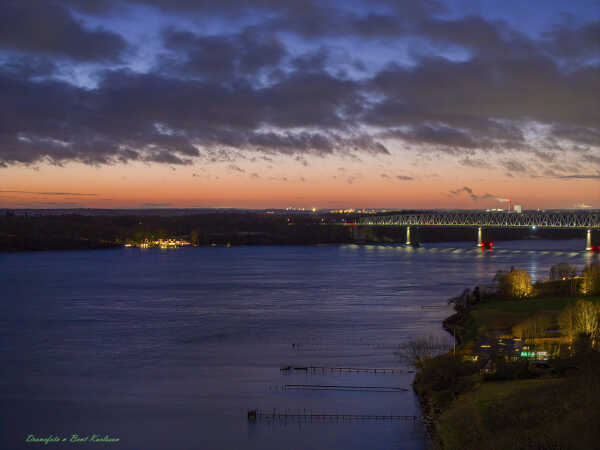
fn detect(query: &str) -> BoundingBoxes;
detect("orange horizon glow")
[1,157,598,210]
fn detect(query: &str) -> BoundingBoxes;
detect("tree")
[559,299,600,347]
[558,303,578,344]
[573,299,600,342]
[189,229,199,246]
[498,269,533,299]
[395,335,453,369]
[512,313,552,342]
[549,262,578,281]
[581,263,600,295]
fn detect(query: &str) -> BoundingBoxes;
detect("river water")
[1,240,596,450]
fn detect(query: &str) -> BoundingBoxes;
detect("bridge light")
[531,225,537,230]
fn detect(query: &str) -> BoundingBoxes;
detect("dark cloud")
[291,48,329,73]
[0,68,385,165]
[557,174,600,179]
[583,154,600,167]
[367,56,599,141]
[384,124,479,149]
[0,0,126,61]
[0,190,96,196]
[550,125,600,146]
[0,0,597,171]
[161,27,286,79]
[227,164,245,173]
[419,16,538,60]
[450,187,513,202]
[501,159,529,173]
[396,175,414,181]
[542,21,600,60]
[531,150,557,163]
[140,202,172,207]
[449,186,478,201]
[459,157,488,168]
[294,155,309,167]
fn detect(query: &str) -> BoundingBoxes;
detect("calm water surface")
[1,240,596,450]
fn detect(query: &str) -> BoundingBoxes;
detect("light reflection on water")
[0,240,597,450]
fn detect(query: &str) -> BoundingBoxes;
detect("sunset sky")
[1,0,598,209]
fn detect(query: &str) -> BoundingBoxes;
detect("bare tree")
[395,335,453,369]
[549,262,578,281]
[559,299,600,347]
[581,264,600,295]
[573,300,600,343]
[558,303,578,344]
[513,313,551,341]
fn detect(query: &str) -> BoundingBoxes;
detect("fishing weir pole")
[283,384,409,392]
[248,409,420,423]
[280,365,413,374]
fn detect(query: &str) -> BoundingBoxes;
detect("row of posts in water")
[248,409,420,423]
[280,365,412,374]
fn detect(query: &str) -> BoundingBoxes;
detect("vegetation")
[496,268,533,299]
[432,339,600,450]
[0,212,353,251]
[415,264,600,450]
[581,263,600,295]
[396,335,453,370]
[0,211,592,251]
[549,262,578,281]
[560,299,600,344]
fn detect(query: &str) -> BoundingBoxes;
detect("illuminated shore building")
[127,239,191,248]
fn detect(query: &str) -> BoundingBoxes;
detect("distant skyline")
[1,0,599,209]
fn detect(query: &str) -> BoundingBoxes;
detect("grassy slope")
[435,374,600,450]
[469,296,600,335]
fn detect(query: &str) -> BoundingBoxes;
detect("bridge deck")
[356,212,599,229]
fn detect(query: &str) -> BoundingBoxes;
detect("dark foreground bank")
[413,271,600,450]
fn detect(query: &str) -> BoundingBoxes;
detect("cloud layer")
[0,0,598,178]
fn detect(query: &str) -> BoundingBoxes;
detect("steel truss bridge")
[357,212,600,229]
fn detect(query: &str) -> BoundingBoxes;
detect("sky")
[0,0,599,210]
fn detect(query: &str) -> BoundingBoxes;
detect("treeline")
[0,211,592,252]
[0,212,353,251]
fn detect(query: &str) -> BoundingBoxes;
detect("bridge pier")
[586,229,600,251]
[477,227,483,247]
[587,229,592,251]
[406,227,411,245]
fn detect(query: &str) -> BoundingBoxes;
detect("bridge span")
[353,212,600,250]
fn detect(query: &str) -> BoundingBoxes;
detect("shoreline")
[412,309,466,447]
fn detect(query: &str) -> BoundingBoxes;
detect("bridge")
[353,212,600,250]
